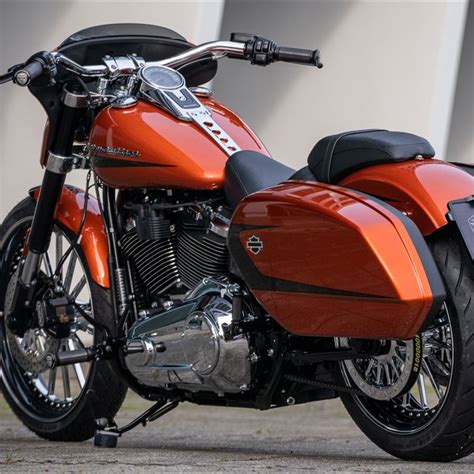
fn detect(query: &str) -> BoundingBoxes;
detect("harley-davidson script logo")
[85,143,141,158]
[247,235,263,255]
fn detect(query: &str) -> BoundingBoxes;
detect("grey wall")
[0,9,4,216]
[0,1,223,218]
[446,0,474,164]
[0,1,471,220]
[213,0,469,169]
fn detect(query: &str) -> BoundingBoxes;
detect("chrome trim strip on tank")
[188,107,241,156]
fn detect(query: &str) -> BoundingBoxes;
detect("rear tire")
[0,197,127,441]
[338,226,474,462]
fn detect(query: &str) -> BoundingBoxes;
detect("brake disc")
[338,336,422,401]
[4,269,60,375]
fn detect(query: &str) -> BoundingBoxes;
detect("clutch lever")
[0,62,23,85]
[0,71,14,85]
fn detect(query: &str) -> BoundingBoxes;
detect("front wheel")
[0,197,127,441]
[337,226,474,462]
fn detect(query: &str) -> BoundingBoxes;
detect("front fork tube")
[21,170,66,283]
[9,100,81,335]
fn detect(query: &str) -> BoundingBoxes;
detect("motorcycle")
[0,23,473,461]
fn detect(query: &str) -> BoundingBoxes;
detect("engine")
[119,190,231,300]
[125,278,252,393]
[119,190,252,393]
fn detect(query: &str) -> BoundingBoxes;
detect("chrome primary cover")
[125,279,251,393]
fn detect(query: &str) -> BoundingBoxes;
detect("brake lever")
[0,63,23,84]
[0,71,14,85]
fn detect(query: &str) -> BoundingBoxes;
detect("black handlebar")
[275,46,323,68]
[13,59,44,87]
[230,32,323,68]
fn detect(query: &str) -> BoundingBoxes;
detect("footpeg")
[94,429,119,448]
[93,400,179,448]
[46,347,97,368]
[46,339,166,369]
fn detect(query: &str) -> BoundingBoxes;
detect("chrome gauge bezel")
[139,65,185,91]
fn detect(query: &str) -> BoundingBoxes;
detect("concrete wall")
[0,1,471,220]
[0,9,4,220]
[0,0,224,217]
[213,0,469,169]
[446,0,474,164]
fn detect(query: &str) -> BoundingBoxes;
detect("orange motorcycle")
[0,24,473,461]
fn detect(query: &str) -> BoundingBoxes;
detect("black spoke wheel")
[0,197,127,441]
[336,226,474,462]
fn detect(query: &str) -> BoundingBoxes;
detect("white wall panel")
[213,1,469,169]
[0,0,222,217]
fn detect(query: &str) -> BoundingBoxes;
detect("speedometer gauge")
[139,65,185,90]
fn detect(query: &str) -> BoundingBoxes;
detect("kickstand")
[94,399,179,448]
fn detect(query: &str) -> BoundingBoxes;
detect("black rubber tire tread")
[0,196,127,441]
[339,224,474,462]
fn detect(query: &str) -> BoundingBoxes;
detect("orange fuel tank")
[88,98,268,190]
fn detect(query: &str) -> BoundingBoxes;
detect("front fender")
[30,185,110,288]
[339,159,474,236]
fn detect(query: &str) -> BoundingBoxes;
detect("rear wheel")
[337,226,474,461]
[0,197,127,441]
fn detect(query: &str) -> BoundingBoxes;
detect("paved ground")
[1,392,474,472]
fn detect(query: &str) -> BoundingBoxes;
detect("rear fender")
[30,185,109,288]
[339,159,474,235]
[229,181,445,340]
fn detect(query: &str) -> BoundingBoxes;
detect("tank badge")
[247,235,263,255]
[85,143,141,158]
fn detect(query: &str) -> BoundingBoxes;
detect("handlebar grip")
[274,47,323,68]
[14,59,44,87]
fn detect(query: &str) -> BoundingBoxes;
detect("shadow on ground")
[0,392,473,472]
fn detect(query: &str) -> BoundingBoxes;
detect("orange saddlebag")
[229,181,445,340]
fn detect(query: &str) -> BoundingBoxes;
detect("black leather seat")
[224,151,295,208]
[307,129,435,184]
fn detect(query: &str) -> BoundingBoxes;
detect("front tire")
[338,226,474,462]
[0,197,127,441]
